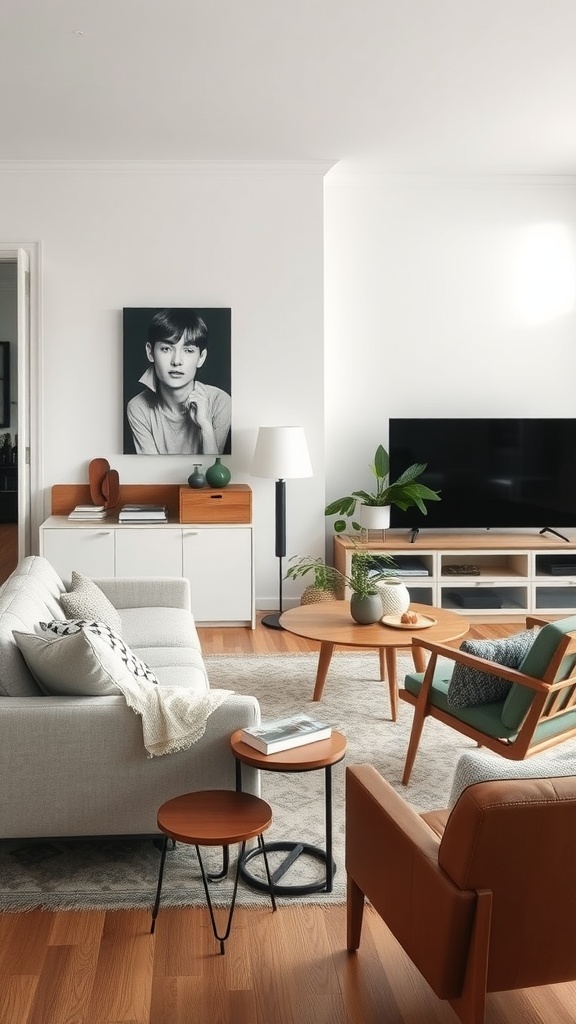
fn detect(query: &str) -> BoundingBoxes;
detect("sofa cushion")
[37,619,159,686]
[0,556,67,696]
[13,628,141,697]
[134,644,208,671]
[153,664,211,692]
[130,643,210,692]
[119,606,202,651]
[404,666,517,739]
[122,607,208,692]
[446,630,537,708]
[61,572,122,633]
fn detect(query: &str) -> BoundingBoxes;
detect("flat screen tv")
[388,418,576,532]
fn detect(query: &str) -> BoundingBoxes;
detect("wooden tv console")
[334,532,576,620]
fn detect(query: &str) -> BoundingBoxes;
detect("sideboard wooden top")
[51,482,251,519]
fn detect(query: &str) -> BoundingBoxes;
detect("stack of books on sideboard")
[240,713,332,754]
[118,504,167,523]
[68,504,107,521]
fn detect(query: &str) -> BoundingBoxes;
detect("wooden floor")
[0,522,18,584]
[1,615,575,1023]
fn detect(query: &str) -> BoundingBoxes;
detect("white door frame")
[0,242,42,559]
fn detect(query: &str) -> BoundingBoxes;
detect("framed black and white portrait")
[122,307,232,455]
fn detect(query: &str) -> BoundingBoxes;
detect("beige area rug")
[2,652,575,912]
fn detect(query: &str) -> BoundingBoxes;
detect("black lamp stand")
[262,478,286,630]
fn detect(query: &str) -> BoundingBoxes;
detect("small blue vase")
[188,465,206,488]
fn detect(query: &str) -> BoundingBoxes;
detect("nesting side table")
[230,730,348,896]
[151,789,276,954]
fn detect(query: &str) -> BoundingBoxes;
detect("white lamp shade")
[251,426,313,480]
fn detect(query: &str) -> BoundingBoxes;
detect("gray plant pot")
[350,592,383,625]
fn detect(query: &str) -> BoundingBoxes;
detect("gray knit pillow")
[446,629,538,708]
[60,571,122,634]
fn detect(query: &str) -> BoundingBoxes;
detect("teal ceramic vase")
[187,465,206,488]
[205,457,231,488]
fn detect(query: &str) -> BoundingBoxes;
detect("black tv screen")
[388,419,576,531]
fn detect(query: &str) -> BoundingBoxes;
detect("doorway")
[0,245,40,584]
[0,262,18,580]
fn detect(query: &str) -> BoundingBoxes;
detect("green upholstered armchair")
[400,615,576,785]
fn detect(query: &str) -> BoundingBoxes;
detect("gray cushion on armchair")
[446,629,537,708]
[448,748,576,807]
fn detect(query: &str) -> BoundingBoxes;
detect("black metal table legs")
[238,764,336,897]
[150,835,276,953]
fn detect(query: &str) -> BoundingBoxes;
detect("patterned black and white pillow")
[38,619,159,685]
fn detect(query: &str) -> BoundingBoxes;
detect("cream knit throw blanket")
[112,674,234,757]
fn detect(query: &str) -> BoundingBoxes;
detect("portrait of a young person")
[123,307,232,455]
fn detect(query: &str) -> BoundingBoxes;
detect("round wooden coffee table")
[230,729,347,896]
[279,601,469,721]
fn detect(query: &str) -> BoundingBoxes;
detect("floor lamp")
[251,426,313,629]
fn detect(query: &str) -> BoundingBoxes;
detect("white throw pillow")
[13,628,137,697]
[60,571,122,634]
[37,619,159,685]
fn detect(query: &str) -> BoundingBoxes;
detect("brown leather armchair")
[346,763,576,1024]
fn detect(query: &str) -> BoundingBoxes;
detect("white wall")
[4,163,576,605]
[324,172,576,536]
[0,162,330,608]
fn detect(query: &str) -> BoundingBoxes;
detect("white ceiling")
[2,0,576,172]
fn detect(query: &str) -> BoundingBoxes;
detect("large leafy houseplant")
[325,443,441,533]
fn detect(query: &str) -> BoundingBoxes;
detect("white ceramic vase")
[378,578,410,617]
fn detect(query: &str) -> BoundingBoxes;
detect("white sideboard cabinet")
[40,517,255,628]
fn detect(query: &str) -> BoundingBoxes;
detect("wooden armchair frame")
[400,616,576,785]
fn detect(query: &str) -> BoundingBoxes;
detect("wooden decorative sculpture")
[89,458,120,509]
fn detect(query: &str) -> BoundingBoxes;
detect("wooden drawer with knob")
[179,484,252,524]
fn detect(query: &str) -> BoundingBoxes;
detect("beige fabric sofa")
[0,556,260,839]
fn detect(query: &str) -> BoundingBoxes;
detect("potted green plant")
[325,443,441,533]
[286,551,398,623]
[283,556,340,606]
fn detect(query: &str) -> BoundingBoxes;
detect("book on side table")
[240,713,332,755]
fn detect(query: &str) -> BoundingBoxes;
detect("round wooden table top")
[279,601,468,649]
[156,790,273,846]
[230,728,348,772]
